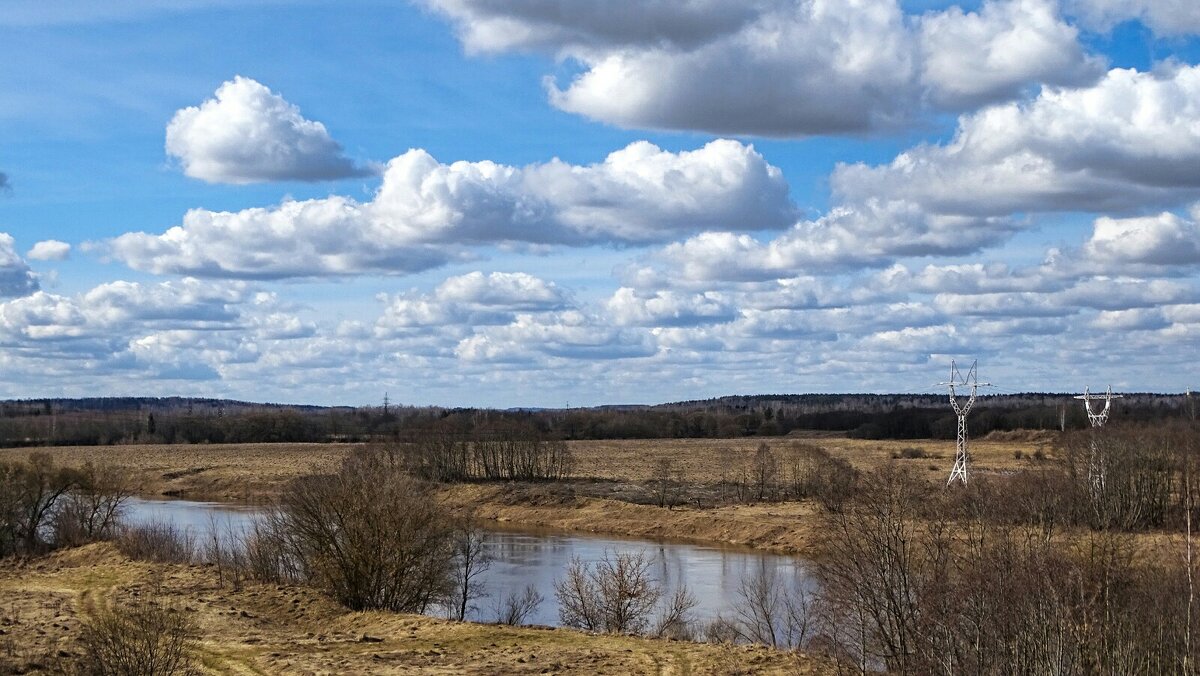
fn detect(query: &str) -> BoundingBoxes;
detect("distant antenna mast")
[1075,386,1122,494]
[941,360,988,486]
[383,392,390,415]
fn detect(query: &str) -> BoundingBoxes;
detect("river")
[123,497,814,630]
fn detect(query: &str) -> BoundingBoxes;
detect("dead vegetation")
[0,543,822,675]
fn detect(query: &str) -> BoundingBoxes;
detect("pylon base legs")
[947,450,968,485]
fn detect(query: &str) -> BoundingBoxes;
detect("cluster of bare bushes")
[204,447,543,625]
[808,464,1200,673]
[0,453,133,558]
[397,421,573,483]
[553,550,699,638]
[712,442,858,510]
[79,600,198,676]
[722,421,1200,673]
[633,421,1200,673]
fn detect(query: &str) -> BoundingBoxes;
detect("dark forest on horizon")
[0,392,1192,447]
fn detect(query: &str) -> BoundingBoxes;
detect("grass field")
[0,543,828,675]
[0,432,1056,502]
[0,433,1057,558]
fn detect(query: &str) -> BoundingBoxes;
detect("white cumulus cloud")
[1067,0,1200,36]
[430,0,1102,136]
[166,76,369,184]
[1084,206,1200,267]
[919,0,1104,108]
[834,64,1200,217]
[27,240,71,261]
[376,271,569,331]
[109,139,791,279]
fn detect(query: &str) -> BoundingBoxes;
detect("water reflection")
[124,498,815,630]
[472,526,812,627]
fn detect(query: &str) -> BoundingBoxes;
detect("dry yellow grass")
[0,543,833,675]
[0,442,352,501]
[0,433,1054,502]
[566,433,1054,483]
[0,434,1055,558]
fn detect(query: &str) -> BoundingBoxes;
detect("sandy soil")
[0,543,833,675]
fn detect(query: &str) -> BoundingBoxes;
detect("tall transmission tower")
[942,360,989,486]
[1075,386,1122,494]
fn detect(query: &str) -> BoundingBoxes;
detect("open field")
[0,543,828,675]
[0,433,1056,501]
[0,433,1057,557]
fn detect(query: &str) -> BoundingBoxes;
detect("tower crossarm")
[1074,386,1123,427]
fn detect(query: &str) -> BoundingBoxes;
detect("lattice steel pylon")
[1075,386,1122,495]
[942,360,989,486]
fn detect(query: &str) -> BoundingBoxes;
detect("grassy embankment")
[1,434,1051,554]
[0,542,829,675]
[0,433,1056,675]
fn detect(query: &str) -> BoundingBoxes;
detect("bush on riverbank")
[0,453,132,558]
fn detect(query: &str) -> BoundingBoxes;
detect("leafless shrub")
[265,450,457,612]
[493,584,544,625]
[235,512,299,584]
[704,614,741,645]
[79,601,198,676]
[203,516,251,591]
[785,444,858,512]
[0,452,81,556]
[53,462,134,548]
[555,551,662,634]
[752,442,778,502]
[813,454,1200,674]
[116,522,196,564]
[653,584,699,640]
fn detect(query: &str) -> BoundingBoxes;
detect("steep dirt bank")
[0,543,833,675]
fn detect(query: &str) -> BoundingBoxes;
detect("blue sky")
[1,0,1199,406]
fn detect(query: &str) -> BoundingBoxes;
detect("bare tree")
[654,584,699,640]
[651,457,685,509]
[493,584,544,626]
[555,551,663,634]
[752,443,778,502]
[0,453,80,556]
[448,520,492,621]
[53,461,134,547]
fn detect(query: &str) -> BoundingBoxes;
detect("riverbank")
[439,483,824,555]
[0,436,1051,555]
[0,542,832,675]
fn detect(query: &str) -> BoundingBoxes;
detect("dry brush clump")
[257,450,459,613]
[397,420,573,483]
[554,550,698,638]
[79,601,199,676]
[810,452,1200,674]
[116,522,197,564]
[716,442,858,510]
[0,453,133,558]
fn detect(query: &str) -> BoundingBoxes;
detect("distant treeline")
[0,393,1193,447]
